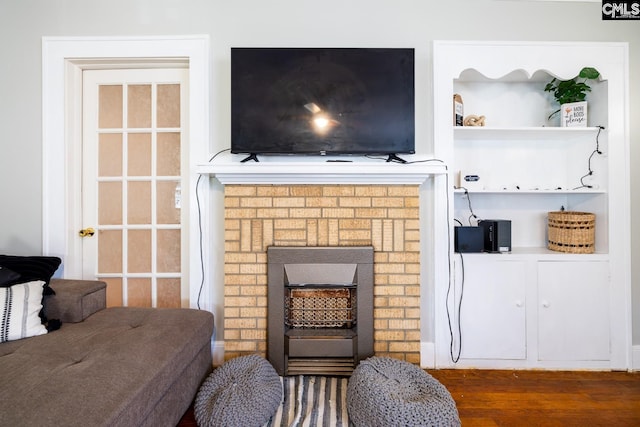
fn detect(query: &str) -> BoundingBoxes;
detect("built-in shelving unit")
[432,41,631,370]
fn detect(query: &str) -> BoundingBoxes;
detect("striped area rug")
[264,376,350,427]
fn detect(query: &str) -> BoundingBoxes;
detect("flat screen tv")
[231,48,415,161]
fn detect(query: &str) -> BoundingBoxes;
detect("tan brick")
[394,220,405,252]
[225,273,258,286]
[374,308,406,318]
[274,219,306,229]
[387,186,419,197]
[374,341,389,352]
[240,285,267,296]
[225,186,257,197]
[241,197,272,208]
[241,329,267,340]
[224,264,240,274]
[240,307,267,318]
[388,208,419,219]
[289,208,322,218]
[305,197,338,207]
[321,208,354,218]
[375,263,405,274]
[224,197,240,208]
[225,219,240,230]
[224,307,239,318]
[355,186,388,197]
[307,219,318,246]
[405,330,421,341]
[374,319,389,329]
[388,296,420,308]
[290,186,323,197]
[383,219,393,252]
[224,340,259,352]
[274,229,307,241]
[405,230,421,242]
[256,208,290,218]
[224,329,240,340]
[404,352,421,365]
[322,186,355,196]
[375,330,405,341]
[225,296,257,307]
[404,241,421,252]
[339,229,371,241]
[273,197,306,207]
[224,285,240,296]
[388,252,420,263]
[239,263,266,274]
[389,318,420,330]
[404,197,420,207]
[257,186,290,196]
[371,219,383,251]
[374,296,389,307]
[224,317,257,329]
[225,208,257,219]
[375,285,405,296]
[372,197,405,207]
[388,275,420,286]
[262,220,273,249]
[388,341,420,352]
[355,208,388,218]
[405,283,421,295]
[225,229,240,241]
[339,197,371,208]
[328,219,339,245]
[405,219,420,230]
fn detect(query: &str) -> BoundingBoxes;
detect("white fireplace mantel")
[197,153,448,185]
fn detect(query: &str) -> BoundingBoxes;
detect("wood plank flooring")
[177,369,640,426]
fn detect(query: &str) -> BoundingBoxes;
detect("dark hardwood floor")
[177,369,640,426]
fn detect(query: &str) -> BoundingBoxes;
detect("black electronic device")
[454,226,484,253]
[231,48,415,160]
[478,220,512,253]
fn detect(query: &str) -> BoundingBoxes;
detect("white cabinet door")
[537,261,610,361]
[457,257,527,360]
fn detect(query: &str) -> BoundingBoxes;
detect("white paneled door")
[82,69,189,308]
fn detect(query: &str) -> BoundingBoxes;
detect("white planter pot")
[560,101,588,127]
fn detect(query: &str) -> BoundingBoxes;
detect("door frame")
[42,35,212,311]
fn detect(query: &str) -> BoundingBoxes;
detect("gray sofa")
[0,278,214,427]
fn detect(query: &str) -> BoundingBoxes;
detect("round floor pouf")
[347,357,461,427]
[194,354,282,427]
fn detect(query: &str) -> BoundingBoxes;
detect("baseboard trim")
[212,340,225,367]
[420,341,436,369]
[632,345,640,371]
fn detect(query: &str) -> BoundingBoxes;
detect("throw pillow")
[0,280,48,343]
[0,255,62,295]
[0,266,21,286]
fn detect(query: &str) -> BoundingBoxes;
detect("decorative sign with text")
[561,101,588,128]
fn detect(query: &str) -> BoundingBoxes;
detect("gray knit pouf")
[347,357,461,427]
[194,354,282,427]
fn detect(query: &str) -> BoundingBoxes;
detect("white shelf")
[458,247,609,260]
[454,189,606,195]
[454,126,604,140]
[197,153,448,185]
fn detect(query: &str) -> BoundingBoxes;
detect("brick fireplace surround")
[201,157,447,367]
[223,183,422,363]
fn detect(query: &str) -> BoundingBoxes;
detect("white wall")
[1,0,639,347]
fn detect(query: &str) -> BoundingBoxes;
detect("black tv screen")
[231,48,415,158]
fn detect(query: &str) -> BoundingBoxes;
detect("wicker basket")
[547,211,595,254]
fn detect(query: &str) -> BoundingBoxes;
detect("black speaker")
[454,226,484,253]
[478,220,512,252]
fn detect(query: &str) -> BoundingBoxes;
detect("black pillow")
[0,255,62,295]
[0,266,21,286]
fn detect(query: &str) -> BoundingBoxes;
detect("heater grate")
[285,287,356,329]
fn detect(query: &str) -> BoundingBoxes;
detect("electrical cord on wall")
[573,125,604,190]
[195,148,231,310]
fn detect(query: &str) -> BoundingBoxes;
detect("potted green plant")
[544,67,600,126]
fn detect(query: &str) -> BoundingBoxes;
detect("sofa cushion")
[0,255,61,295]
[0,306,214,427]
[0,266,21,286]
[45,279,107,323]
[0,280,48,343]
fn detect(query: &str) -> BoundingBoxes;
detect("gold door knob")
[79,227,95,237]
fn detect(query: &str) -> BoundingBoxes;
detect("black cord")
[195,148,231,310]
[573,126,604,190]
[447,252,464,363]
[454,186,480,226]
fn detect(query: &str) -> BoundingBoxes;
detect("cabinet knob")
[541,300,550,308]
[515,300,523,307]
